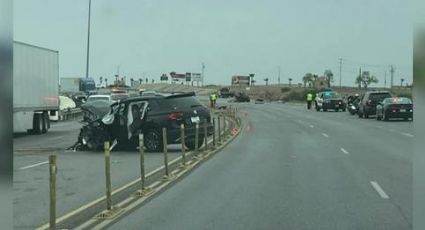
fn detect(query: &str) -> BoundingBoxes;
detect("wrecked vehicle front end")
[69,99,149,151]
[69,101,114,151]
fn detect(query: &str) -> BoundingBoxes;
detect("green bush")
[281,87,291,93]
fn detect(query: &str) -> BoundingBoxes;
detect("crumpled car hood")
[80,100,111,121]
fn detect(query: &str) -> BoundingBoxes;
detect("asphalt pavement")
[13,113,227,229]
[109,102,412,230]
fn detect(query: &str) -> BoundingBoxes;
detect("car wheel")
[358,111,363,118]
[144,129,162,152]
[364,108,369,118]
[376,112,381,120]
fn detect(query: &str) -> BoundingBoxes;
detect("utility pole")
[201,63,205,87]
[390,65,395,89]
[85,0,92,79]
[384,71,387,88]
[278,66,281,85]
[338,58,342,88]
[358,67,362,89]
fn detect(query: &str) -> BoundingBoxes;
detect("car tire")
[144,129,163,152]
[376,112,381,120]
[358,111,363,118]
[364,108,369,118]
[323,108,327,112]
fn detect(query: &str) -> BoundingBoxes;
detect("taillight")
[168,112,183,121]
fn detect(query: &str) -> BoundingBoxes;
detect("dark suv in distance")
[357,91,392,118]
[139,92,212,152]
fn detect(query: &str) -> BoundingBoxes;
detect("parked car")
[357,91,392,118]
[315,91,346,112]
[376,97,413,121]
[346,94,361,115]
[234,92,250,102]
[255,98,265,104]
[86,94,112,103]
[71,92,212,152]
[141,90,157,97]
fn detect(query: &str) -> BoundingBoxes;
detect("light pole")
[85,0,92,79]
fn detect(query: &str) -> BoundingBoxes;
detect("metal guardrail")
[59,108,82,121]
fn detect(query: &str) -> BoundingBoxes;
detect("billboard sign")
[192,73,202,82]
[231,75,250,86]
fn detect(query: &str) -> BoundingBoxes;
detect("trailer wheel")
[32,113,42,134]
[41,112,48,133]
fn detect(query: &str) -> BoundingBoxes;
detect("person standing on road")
[306,92,313,110]
[210,93,217,108]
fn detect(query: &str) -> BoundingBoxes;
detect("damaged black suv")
[73,92,212,152]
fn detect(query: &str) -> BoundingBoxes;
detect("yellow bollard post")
[104,142,112,211]
[180,124,186,167]
[49,155,57,230]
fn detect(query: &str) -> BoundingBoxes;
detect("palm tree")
[264,78,269,86]
[145,78,148,84]
[130,78,134,87]
[400,78,405,87]
[324,70,334,87]
[104,78,108,87]
[99,76,103,87]
[288,78,293,87]
[139,78,143,85]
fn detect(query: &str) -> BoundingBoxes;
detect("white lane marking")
[50,136,64,140]
[19,161,49,170]
[309,124,314,128]
[401,132,414,137]
[370,181,390,199]
[322,133,329,138]
[340,148,349,154]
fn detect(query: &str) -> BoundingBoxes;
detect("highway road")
[13,112,227,229]
[108,102,412,230]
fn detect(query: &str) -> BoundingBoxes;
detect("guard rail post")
[104,142,112,211]
[135,133,153,196]
[162,128,170,180]
[203,119,208,151]
[180,124,187,167]
[218,116,221,144]
[49,155,57,230]
[212,118,216,148]
[194,123,199,157]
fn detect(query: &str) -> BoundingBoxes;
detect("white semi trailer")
[13,41,59,134]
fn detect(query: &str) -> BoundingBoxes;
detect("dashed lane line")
[322,133,329,138]
[340,148,349,155]
[401,132,414,137]
[370,181,390,199]
[19,161,49,170]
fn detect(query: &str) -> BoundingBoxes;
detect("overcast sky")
[14,0,412,86]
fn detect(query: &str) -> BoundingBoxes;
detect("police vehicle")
[315,91,346,112]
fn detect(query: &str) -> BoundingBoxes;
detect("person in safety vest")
[306,92,313,110]
[210,93,217,108]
